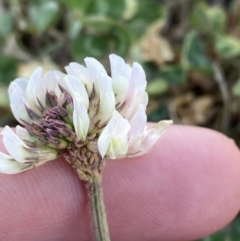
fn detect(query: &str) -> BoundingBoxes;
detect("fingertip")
[104,125,240,240]
[0,126,240,241]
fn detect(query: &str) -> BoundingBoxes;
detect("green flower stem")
[87,179,111,241]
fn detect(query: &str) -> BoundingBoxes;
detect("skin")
[0,125,240,241]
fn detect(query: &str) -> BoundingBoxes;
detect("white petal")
[57,74,68,91]
[52,70,65,78]
[39,70,66,107]
[94,73,115,125]
[129,62,146,91]
[110,54,131,81]
[65,63,79,76]
[84,57,107,82]
[109,54,131,106]
[126,137,142,156]
[9,74,43,116]
[124,90,148,120]
[0,152,33,174]
[113,75,129,107]
[27,67,42,91]
[72,96,90,141]
[9,78,28,95]
[128,104,147,148]
[120,63,147,118]
[65,62,93,94]
[10,71,44,113]
[2,126,57,163]
[130,120,173,157]
[43,70,65,100]
[98,111,131,159]
[26,67,44,109]
[8,82,31,124]
[64,75,89,108]
[2,126,30,163]
[52,70,67,92]
[16,125,34,142]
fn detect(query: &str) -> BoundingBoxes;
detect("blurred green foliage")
[0,0,240,240]
[182,31,212,73]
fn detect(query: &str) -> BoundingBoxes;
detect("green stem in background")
[87,179,111,241]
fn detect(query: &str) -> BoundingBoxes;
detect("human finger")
[0,125,240,241]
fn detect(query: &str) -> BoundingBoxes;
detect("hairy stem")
[87,179,111,241]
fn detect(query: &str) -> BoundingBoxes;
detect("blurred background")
[0,0,240,240]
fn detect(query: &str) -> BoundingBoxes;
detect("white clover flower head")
[0,54,172,182]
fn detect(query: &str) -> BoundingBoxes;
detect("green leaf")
[160,65,187,85]
[190,1,208,32]
[83,16,131,56]
[29,1,60,33]
[60,0,93,11]
[92,0,125,19]
[0,12,13,41]
[215,35,240,59]
[0,56,18,85]
[68,19,83,40]
[0,86,9,108]
[147,79,168,96]
[190,1,226,34]
[232,79,240,96]
[123,0,138,20]
[141,62,160,81]
[229,217,240,239]
[82,16,113,33]
[129,0,167,37]
[197,217,240,240]
[112,29,131,56]
[207,6,226,33]
[133,0,166,22]
[182,31,212,73]
[147,104,168,122]
[70,33,108,62]
[199,229,227,241]
[62,0,125,18]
